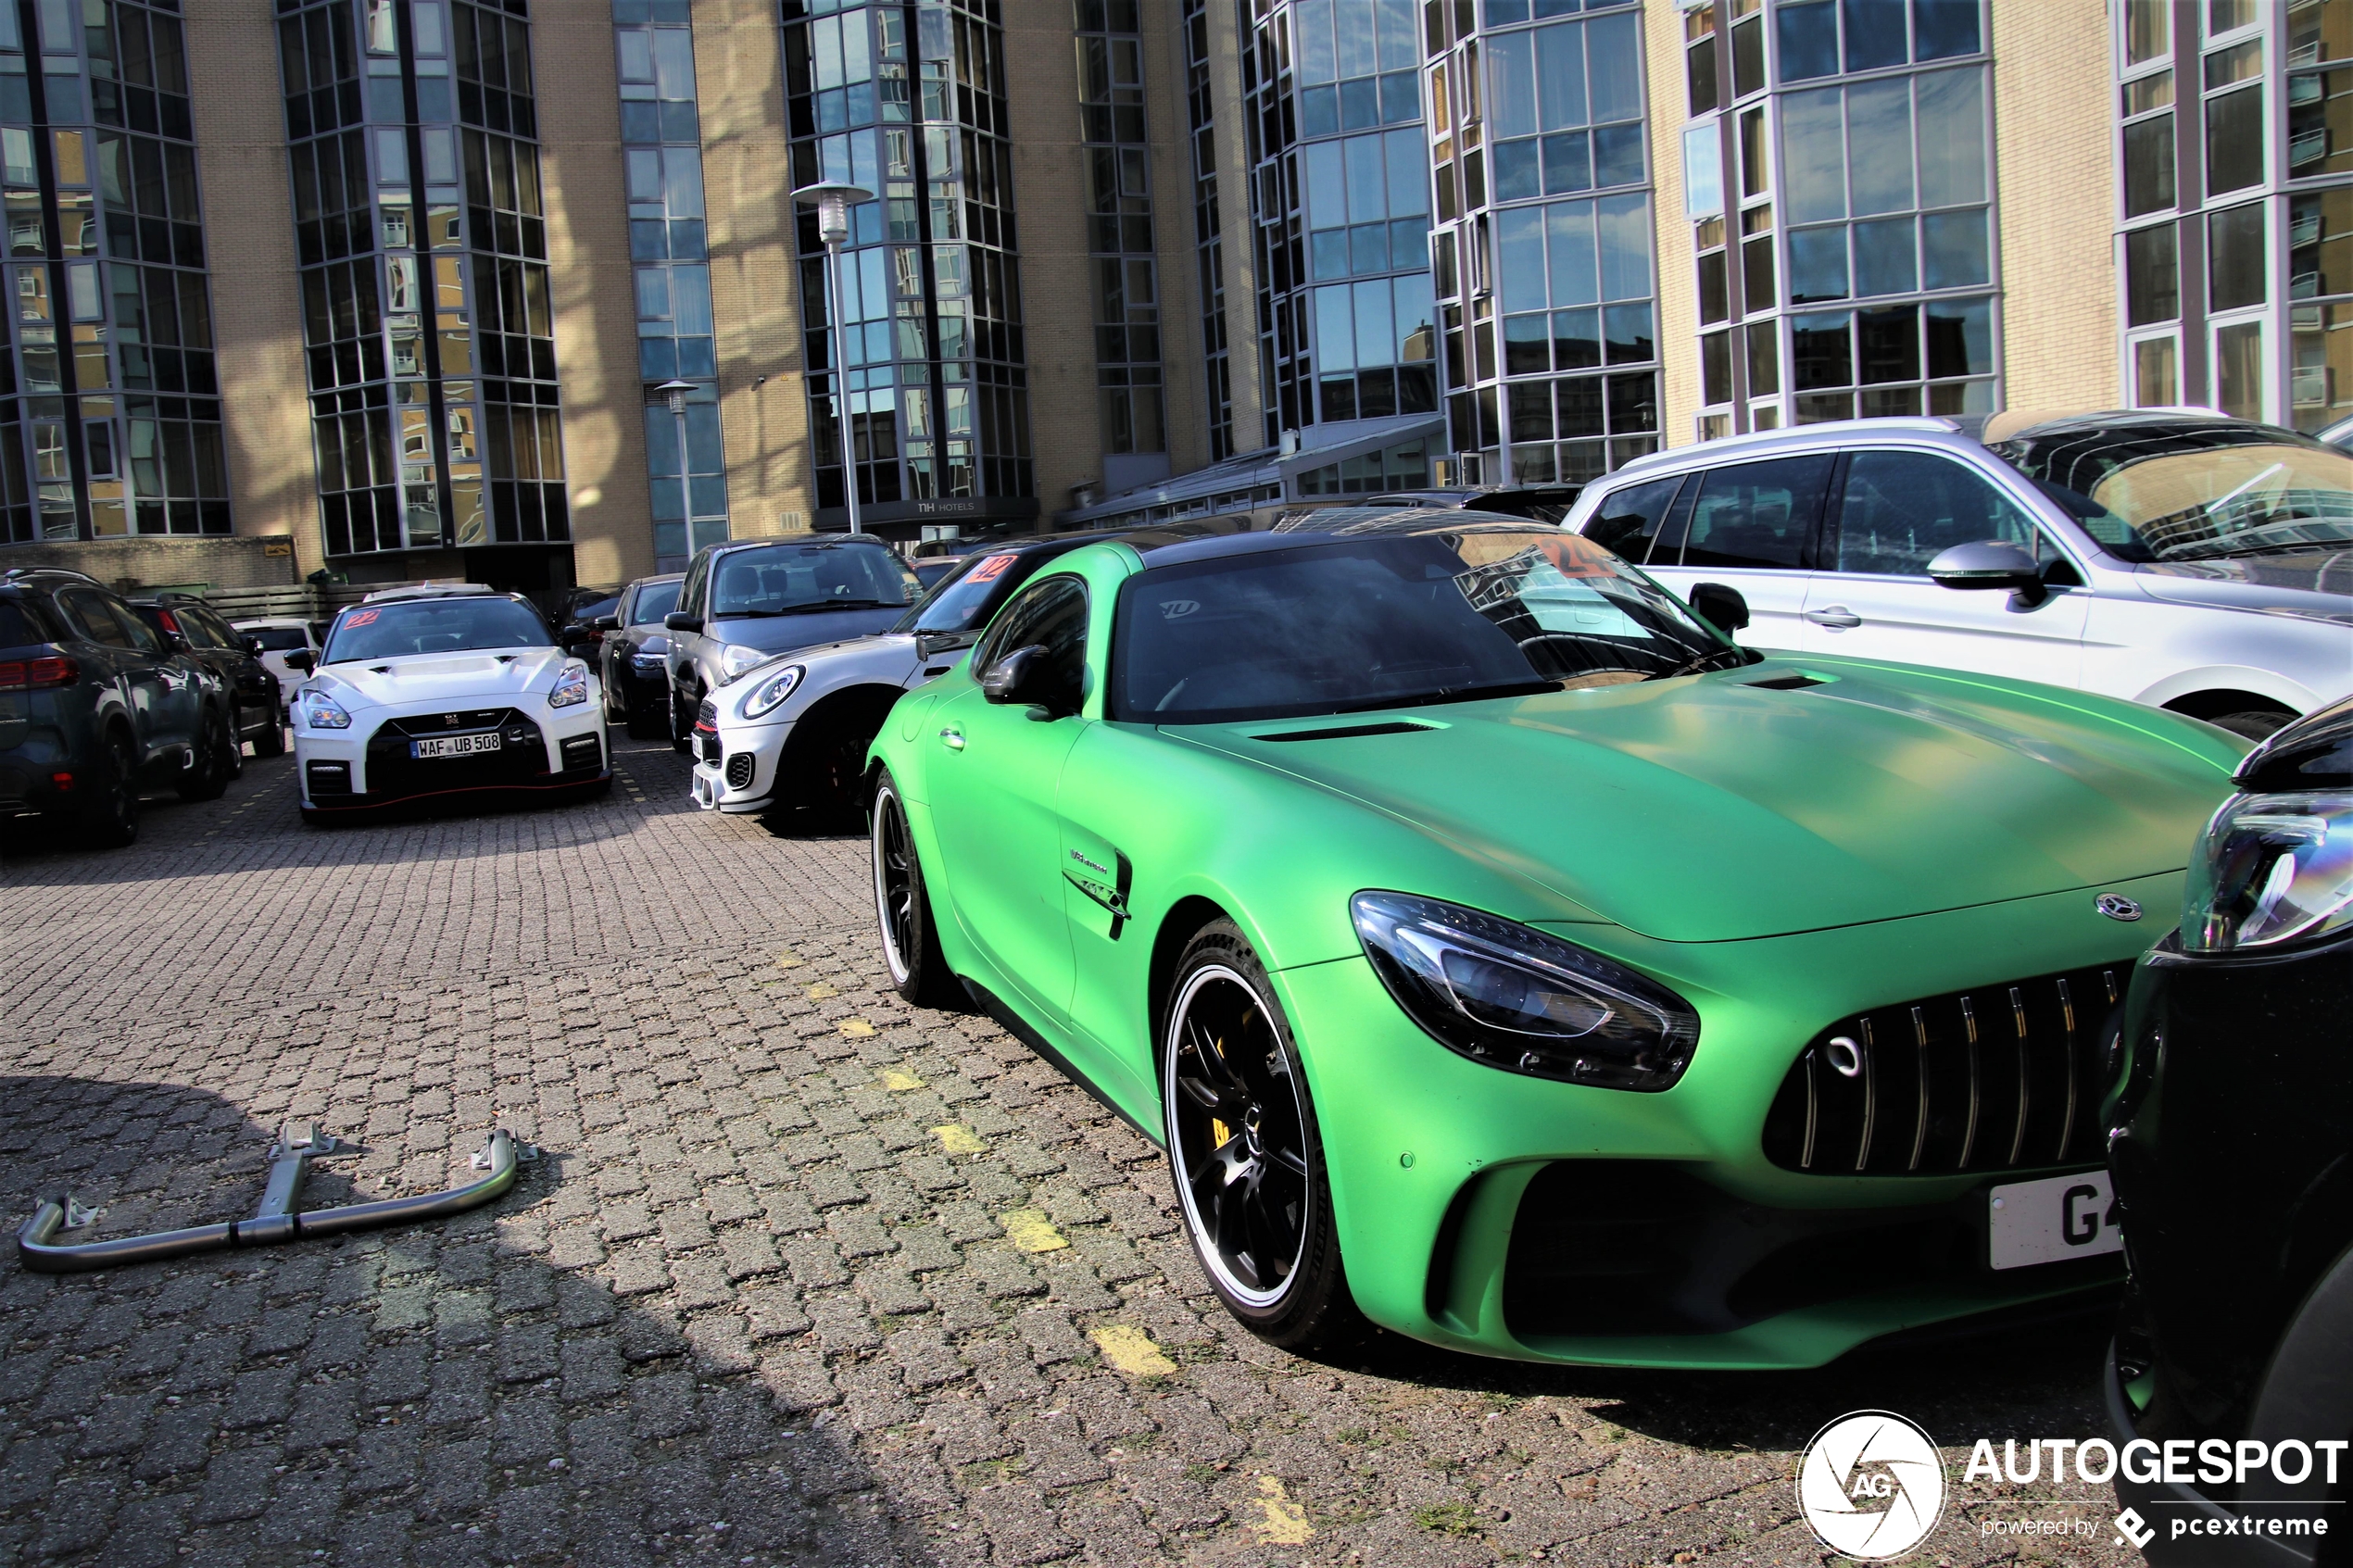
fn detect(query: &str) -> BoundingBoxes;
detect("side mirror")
[1928,539,2047,607]
[664,611,703,634]
[242,636,266,659]
[591,615,620,633]
[978,645,1063,711]
[283,650,315,672]
[1687,582,1750,636]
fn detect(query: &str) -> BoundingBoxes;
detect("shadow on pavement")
[0,1074,922,1568]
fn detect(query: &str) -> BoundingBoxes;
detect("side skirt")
[959,976,1163,1147]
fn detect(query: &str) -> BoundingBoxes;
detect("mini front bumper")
[2104,1349,2327,1566]
[690,718,794,813]
[1267,873,2174,1370]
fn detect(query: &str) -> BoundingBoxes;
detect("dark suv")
[128,595,284,758]
[0,567,237,847]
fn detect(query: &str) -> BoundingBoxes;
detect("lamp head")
[791,181,874,247]
[655,377,695,415]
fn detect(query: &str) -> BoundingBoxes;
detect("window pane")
[1843,0,1907,71]
[2286,68,2353,181]
[2125,0,2169,67]
[2208,199,2266,311]
[1385,127,1428,214]
[1790,309,1853,389]
[1923,295,1992,378]
[1914,68,1986,207]
[1853,216,1916,295]
[1913,0,1980,60]
[1595,193,1650,301]
[1856,302,1919,383]
[2205,85,2264,194]
[1535,21,1587,131]
[1776,0,1835,82]
[2214,319,2263,420]
[1920,207,1988,288]
[1846,80,1915,215]
[1487,30,1536,139]
[1604,301,1652,363]
[2133,335,2178,406]
[1788,225,1849,303]
[1585,12,1641,123]
[1315,284,1355,370]
[1684,124,1724,220]
[1546,200,1599,306]
[1747,320,1780,394]
[1499,206,1550,312]
[2126,222,2180,325]
[1781,87,1846,224]
[2123,114,2176,218]
[2290,187,2353,299]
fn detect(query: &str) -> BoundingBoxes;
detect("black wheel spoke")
[1167,967,1312,1306]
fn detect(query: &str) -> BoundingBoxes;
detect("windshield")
[709,543,921,617]
[243,626,310,651]
[894,549,1044,637]
[323,598,554,662]
[630,580,682,625]
[1992,420,2353,562]
[1111,531,1743,725]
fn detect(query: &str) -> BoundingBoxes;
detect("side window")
[111,601,168,656]
[1831,452,2046,577]
[975,575,1089,711]
[1669,456,1835,571]
[1581,477,1686,565]
[189,607,240,648]
[57,589,133,649]
[680,552,711,615]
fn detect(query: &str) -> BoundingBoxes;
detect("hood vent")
[1746,674,1828,692]
[1253,721,1437,743]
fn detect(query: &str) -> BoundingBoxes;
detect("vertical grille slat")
[1761,963,2130,1177]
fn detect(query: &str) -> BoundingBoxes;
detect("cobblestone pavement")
[0,738,2143,1567]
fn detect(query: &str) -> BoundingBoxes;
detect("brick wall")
[7,535,300,592]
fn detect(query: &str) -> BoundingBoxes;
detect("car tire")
[869,768,963,1010]
[797,709,877,818]
[2205,708,2296,742]
[625,691,665,740]
[81,728,141,848]
[177,707,234,801]
[1163,920,1365,1355]
[670,682,693,754]
[251,709,286,758]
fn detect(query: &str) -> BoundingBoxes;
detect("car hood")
[2127,552,2353,621]
[315,647,573,709]
[708,608,908,657]
[1174,659,2243,943]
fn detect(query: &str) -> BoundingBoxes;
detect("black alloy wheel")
[177,707,233,801]
[1164,922,1362,1351]
[81,728,140,848]
[869,769,960,1009]
[251,705,286,758]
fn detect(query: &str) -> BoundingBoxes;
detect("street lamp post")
[655,379,695,554]
[791,181,875,535]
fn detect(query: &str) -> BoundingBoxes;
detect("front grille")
[363,709,547,796]
[1762,964,2126,1175]
[724,752,755,789]
[560,733,603,771]
[697,698,717,728]
[306,760,353,797]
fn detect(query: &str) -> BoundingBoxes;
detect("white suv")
[1567,411,2352,738]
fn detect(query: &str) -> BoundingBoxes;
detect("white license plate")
[412,733,502,759]
[1988,1170,2122,1270]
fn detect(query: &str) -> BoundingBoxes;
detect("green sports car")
[862,514,2244,1368]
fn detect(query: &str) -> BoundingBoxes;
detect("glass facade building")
[1181,0,1234,462]
[614,0,727,569]
[781,0,1035,530]
[2116,0,2353,433]
[1435,0,1657,483]
[274,0,570,561]
[1243,0,1437,461]
[1680,0,1997,440]
[1076,0,1167,484]
[3,0,229,545]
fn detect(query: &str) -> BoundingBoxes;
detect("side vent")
[1253,721,1438,743]
[1746,674,1828,691]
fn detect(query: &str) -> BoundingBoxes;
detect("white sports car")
[689,529,1211,815]
[288,586,610,822]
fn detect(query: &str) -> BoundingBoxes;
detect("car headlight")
[741,663,806,721]
[1352,891,1700,1091]
[304,691,351,730]
[2181,790,2353,952]
[719,644,769,683]
[548,661,590,709]
[630,651,665,670]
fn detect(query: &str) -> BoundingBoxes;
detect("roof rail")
[0,565,106,586]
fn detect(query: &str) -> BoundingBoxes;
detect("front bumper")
[2105,1348,2328,1566]
[1271,872,2177,1369]
[297,705,609,811]
[690,718,794,813]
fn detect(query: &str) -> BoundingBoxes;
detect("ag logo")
[1796,1411,1946,1561]
[1159,598,1200,621]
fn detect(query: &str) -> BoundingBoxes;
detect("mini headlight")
[1352,891,1699,1091]
[2181,790,2353,952]
[719,643,769,683]
[304,691,351,729]
[548,661,590,709]
[741,663,806,721]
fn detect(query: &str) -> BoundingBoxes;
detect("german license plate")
[412,733,501,759]
[1988,1170,2122,1270]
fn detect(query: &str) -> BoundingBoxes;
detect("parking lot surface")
[0,741,2143,1567]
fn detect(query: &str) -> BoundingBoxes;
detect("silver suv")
[660,536,923,752]
[1566,411,2352,738]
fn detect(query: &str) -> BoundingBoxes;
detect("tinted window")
[1112,533,1736,725]
[1831,452,2044,576]
[323,598,554,662]
[184,605,239,648]
[1665,456,1831,569]
[708,543,921,617]
[903,549,1051,635]
[57,589,134,649]
[243,626,311,651]
[680,550,712,615]
[0,602,43,648]
[974,575,1089,712]
[110,601,168,656]
[630,580,681,625]
[573,594,621,623]
[1581,477,1685,563]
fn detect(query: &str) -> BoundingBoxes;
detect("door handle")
[939,726,964,751]
[1803,607,1862,629]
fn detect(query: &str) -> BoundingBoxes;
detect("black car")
[1365,484,1585,522]
[2106,696,2353,1563]
[595,572,683,739]
[0,567,237,847]
[129,595,284,758]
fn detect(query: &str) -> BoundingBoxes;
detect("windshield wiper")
[714,600,897,619]
[1651,645,1753,682]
